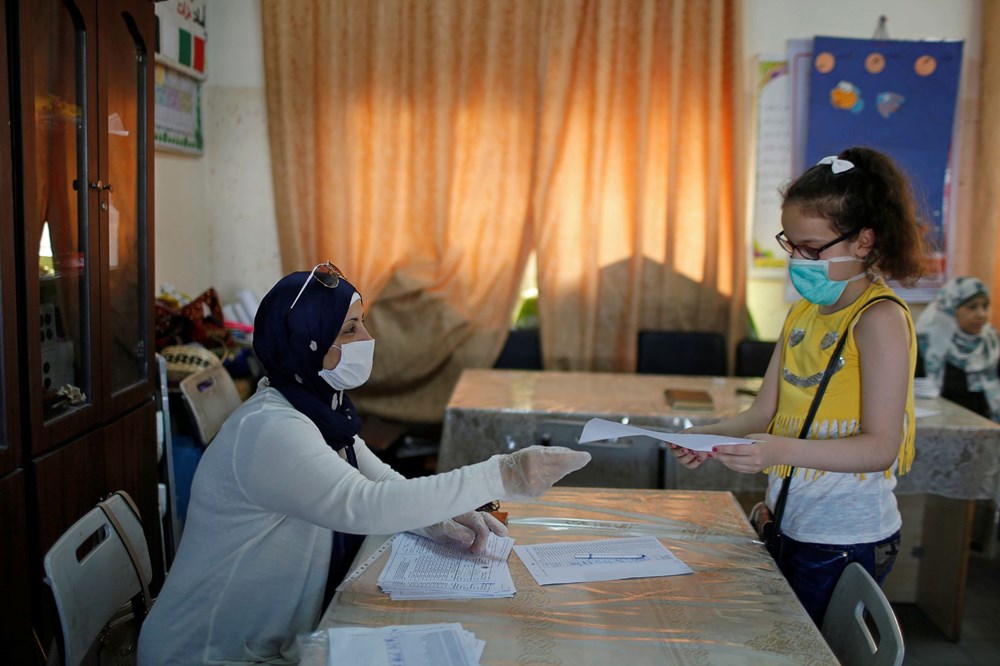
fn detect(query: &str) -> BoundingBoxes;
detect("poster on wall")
[154,1,207,154]
[787,39,814,181]
[750,56,792,278]
[804,36,963,294]
[154,63,203,155]
[155,0,207,80]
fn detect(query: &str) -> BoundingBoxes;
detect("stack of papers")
[377,532,516,600]
[326,623,483,666]
[513,536,693,585]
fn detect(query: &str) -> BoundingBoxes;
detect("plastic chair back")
[43,492,151,666]
[636,331,726,376]
[494,329,543,370]
[821,562,904,666]
[179,365,243,446]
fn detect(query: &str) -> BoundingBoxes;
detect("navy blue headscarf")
[253,269,363,451]
[253,269,367,601]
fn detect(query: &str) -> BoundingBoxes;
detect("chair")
[44,491,152,666]
[636,331,726,376]
[494,329,543,370]
[178,365,243,446]
[821,562,904,666]
[735,338,776,377]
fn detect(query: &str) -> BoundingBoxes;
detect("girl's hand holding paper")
[709,433,775,473]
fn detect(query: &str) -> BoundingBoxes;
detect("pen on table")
[574,553,647,560]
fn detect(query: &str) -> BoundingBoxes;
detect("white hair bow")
[817,155,855,174]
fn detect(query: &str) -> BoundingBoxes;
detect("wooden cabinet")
[33,401,159,557]
[17,0,155,455]
[0,0,20,479]
[2,0,160,659]
[0,471,33,666]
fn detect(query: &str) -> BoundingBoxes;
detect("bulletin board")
[750,56,792,277]
[805,35,963,287]
[154,63,203,155]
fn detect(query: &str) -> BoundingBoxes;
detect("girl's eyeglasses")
[775,230,855,261]
[288,262,346,311]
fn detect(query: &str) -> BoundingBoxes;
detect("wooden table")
[306,488,837,665]
[436,369,1000,640]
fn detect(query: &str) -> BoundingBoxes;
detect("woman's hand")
[412,510,508,554]
[498,446,591,499]
[709,434,775,474]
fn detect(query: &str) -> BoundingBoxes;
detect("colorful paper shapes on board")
[876,92,905,119]
[914,55,937,77]
[815,52,835,74]
[830,81,864,113]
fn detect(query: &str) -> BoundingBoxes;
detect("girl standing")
[672,146,926,624]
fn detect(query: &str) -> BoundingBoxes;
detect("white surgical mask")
[318,339,375,390]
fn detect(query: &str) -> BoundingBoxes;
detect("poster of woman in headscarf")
[805,36,963,287]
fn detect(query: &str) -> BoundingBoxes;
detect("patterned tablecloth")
[436,369,1000,501]
[306,488,837,666]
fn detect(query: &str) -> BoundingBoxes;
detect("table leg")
[916,496,974,642]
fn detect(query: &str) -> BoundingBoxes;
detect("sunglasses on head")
[288,262,346,311]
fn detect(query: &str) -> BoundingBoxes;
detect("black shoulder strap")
[770,295,905,533]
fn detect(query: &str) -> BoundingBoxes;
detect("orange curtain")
[262,1,539,421]
[532,0,746,371]
[969,1,1000,326]
[262,0,746,419]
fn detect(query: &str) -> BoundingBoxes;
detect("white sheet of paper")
[327,623,481,666]
[578,417,757,451]
[913,378,941,399]
[513,536,693,585]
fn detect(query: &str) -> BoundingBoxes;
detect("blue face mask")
[789,257,867,306]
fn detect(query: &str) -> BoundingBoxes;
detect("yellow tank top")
[768,279,916,480]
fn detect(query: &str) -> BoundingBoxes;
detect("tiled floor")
[894,550,1000,665]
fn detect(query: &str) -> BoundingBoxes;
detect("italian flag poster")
[155,0,207,79]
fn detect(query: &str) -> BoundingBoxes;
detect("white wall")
[743,0,981,339]
[154,0,281,306]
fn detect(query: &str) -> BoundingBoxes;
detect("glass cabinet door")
[28,0,98,428]
[101,1,150,399]
[0,0,21,476]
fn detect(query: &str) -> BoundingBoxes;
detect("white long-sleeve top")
[138,381,506,665]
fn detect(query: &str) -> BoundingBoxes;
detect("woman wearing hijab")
[916,276,999,422]
[138,263,590,665]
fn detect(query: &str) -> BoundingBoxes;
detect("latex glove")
[411,511,508,554]
[497,445,591,499]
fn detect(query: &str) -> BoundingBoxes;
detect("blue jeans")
[776,530,901,626]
